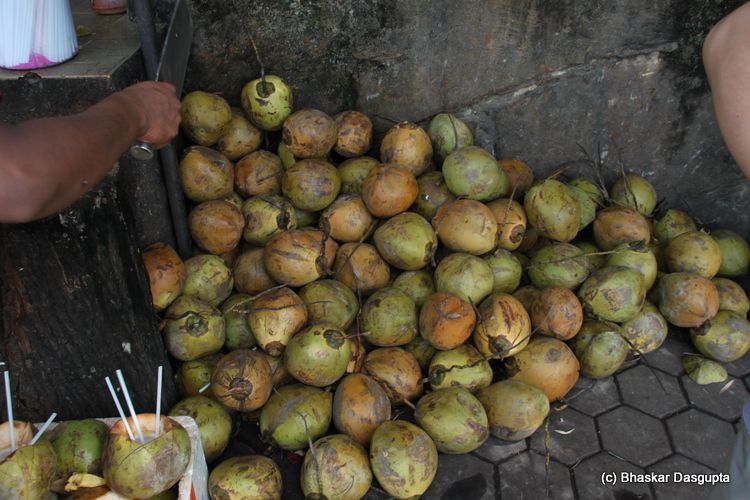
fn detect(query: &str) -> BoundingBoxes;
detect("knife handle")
[130,140,155,161]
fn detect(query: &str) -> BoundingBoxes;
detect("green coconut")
[216,108,263,161]
[524,179,581,242]
[284,323,352,386]
[278,141,297,169]
[364,347,424,405]
[180,91,232,146]
[569,321,630,379]
[665,231,722,278]
[415,387,489,454]
[49,419,108,477]
[282,109,338,159]
[301,434,372,500]
[682,355,728,385]
[369,421,438,499]
[592,206,651,251]
[403,336,438,371]
[577,265,645,323]
[428,113,474,163]
[169,396,232,464]
[361,287,418,346]
[712,229,750,276]
[221,294,257,351]
[179,146,234,203]
[164,296,225,361]
[0,436,57,500]
[209,455,282,500]
[606,241,658,290]
[299,279,359,330]
[569,177,604,205]
[610,172,657,216]
[504,337,580,401]
[392,269,436,308]
[690,310,750,362]
[485,249,523,293]
[528,242,590,289]
[241,194,298,246]
[619,301,668,354]
[434,252,494,305]
[657,272,720,328]
[414,171,457,220]
[332,374,392,446]
[653,209,697,244]
[338,156,379,195]
[442,146,509,201]
[102,415,191,499]
[567,182,598,229]
[373,212,437,271]
[259,384,332,450]
[712,277,750,316]
[476,379,550,441]
[574,240,606,271]
[175,355,220,397]
[211,350,273,412]
[428,343,493,393]
[282,159,341,211]
[182,254,234,307]
[241,74,293,131]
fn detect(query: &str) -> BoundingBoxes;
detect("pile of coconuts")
[138,73,750,499]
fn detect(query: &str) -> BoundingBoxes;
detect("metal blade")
[155,0,193,96]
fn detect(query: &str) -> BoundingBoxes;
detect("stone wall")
[157,0,750,236]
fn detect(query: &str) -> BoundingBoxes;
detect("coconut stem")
[3,371,14,452]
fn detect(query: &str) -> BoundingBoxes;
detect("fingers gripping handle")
[130,140,155,161]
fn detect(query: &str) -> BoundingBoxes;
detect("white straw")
[198,383,211,394]
[106,376,135,441]
[155,366,163,439]
[116,370,144,444]
[4,372,15,452]
[29,413,56,445]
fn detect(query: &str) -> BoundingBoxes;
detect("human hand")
[119,81,181,149]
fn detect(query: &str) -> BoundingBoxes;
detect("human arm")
[0,81,181,223]
[703,2,750,180]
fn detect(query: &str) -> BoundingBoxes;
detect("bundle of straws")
[0,0,79,70]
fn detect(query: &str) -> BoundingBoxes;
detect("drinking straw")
[29,413,56,445]
[3,372,14,452]
[155,366,163,438]
[105,376,135,441]
[116,370,145,443]
[198,383,211,394]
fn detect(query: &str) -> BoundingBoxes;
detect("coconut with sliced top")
[0,421,57,500]
[102,415,190,499]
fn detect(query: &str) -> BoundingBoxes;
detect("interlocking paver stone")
[647,453,717,500]
[666,409,736,470]
[617,365,687,418]
[565,376,621,416]
[473,435,527,464]
[681,375,749,422]
[530,407,600,466]
[573,452,654,500]
[422,453,496,499]
[499,451,574,500]
[723,352,750,378]
[642,330,692,376]
[598,406,671,467]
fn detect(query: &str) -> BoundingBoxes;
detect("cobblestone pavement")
[222,327,747,500]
